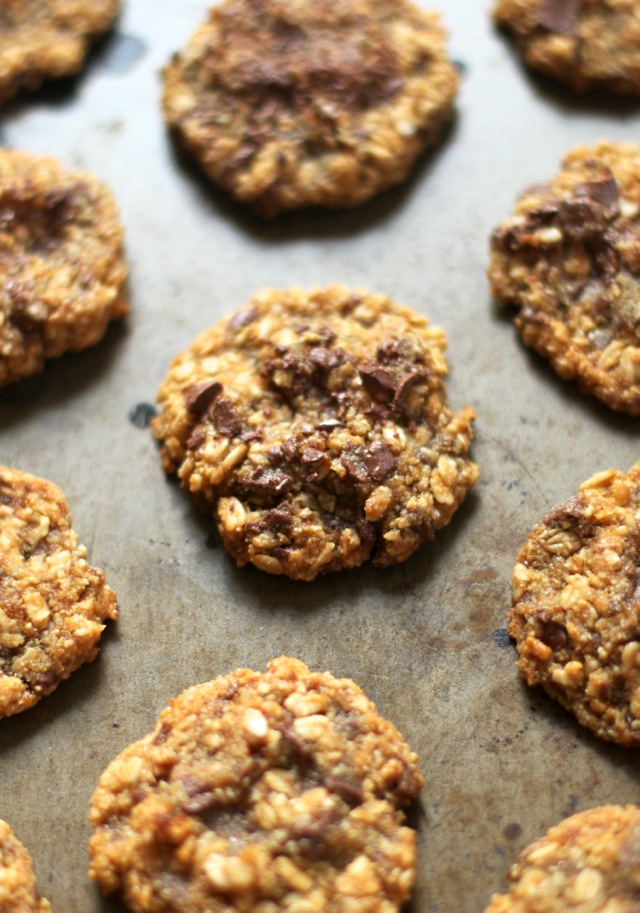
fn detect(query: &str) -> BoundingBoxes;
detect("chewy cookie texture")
[89,656,424,913]
[484,806,640,913]
[0,0,119,105]
[0,820,52,913]
[0,148,128,388]
[493,0,640,95]
[153,286,478,580]
[490,142,640,414]
[162,0,458,216]
[0,466,117,718]
[510,462,640,746]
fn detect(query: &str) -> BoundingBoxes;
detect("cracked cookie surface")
[0,466,118,718]
[0,0,119,105]
[493,0,640,94]
[89,656,424,913]
[0,149,128,388]
[153,286,478,580]
[484,805,640,913]
[0,820,52,913]
[510,462,640,746]
[489,142,640,414]
[162,0,458,217]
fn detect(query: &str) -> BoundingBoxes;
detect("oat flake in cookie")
[0,149,128,388]
[89,656,424,913]
[0,820,52,913]
[0,0,119,105]
[0,466,117,718]
[162,0,458,217]
[489,142,640,414]
[153,286,478,580]
[493,0,640,94]
[484,806,640,913]
[510,462,640,746]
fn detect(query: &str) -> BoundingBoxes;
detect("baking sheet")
[1,2,640,911]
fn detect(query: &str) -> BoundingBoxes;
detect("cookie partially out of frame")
[153,286,478,580]
[489,142,640,414]
[0,0,119,106]
[0,149,128,388]
[484,806,640,913]
[0,820,52,913]
[493,0,640,95]
[89,656,424,913]
[510,462,640,746]
[162,0,458,217]
[0,466,118,718]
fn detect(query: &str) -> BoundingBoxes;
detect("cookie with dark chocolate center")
[489,142,640,414]
[0,0,119,105]
[510,462,640,746]
[153,286,478,580]
[0,149,128,388]
[89,656,424,913]
[493,0,640,94]
[162,0,458,216]
[0,466,118,718]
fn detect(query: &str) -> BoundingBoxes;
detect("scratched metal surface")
[0,2,640,912]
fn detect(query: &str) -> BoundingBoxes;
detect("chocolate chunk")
[301,448,325,464]
[240,429,262,442]
[244,466,293,496]
[186,426,206,451]
[213,397,242,437]
[316,418,343,431]
[578,176,619,211]
[359,363,396,400]
[362,440,396,482]
[325,774,365,806]
[539,620,569,650]
[342,449,372,483]
[538,0,579,34]
[282,439,299,462]
[33,668,59,691]
[308,345,344,371]
[185,381,222,416]
[394,368,430,403]
[227,307,259,329]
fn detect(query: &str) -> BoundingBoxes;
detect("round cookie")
[162,0,458,217]
[484,805,640,913]
[0,0,119,106]
[489,142,640,414]
[510,462,640,746]
[89,656,424,913]
[0,466,118,718]
[153,286,478,580]
[493,0,640,95]
[0,149,128,388]
[0,820,52,913]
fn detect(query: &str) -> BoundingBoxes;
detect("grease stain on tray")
[97,33,148,75]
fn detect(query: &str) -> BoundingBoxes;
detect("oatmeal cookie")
[0,0,119,105]
[88,656,424,913]
[489,142,640,414]
[162,0,458,217]
[0,466,118,718]
[153,286,478,580]
[0,149,128,388]
[493,0,640,94]
[484,805,640,913]
[510,462,640,746]
[0,820,52,913]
